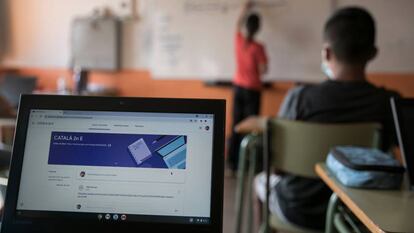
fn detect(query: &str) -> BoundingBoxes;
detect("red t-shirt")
[233,32,268,91]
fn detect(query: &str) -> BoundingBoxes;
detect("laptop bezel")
[391,97,414,191]
[1,94,225,233]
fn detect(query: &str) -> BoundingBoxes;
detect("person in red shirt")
[228,1,268,172]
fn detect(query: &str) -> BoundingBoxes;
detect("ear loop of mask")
[321,48,334,79]
[321,61,334,79]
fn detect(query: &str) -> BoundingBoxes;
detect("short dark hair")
[246,13,261,41]
[324,7,376,64]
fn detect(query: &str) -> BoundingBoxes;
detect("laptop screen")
[392,98,414,190]
[16,109,214,224]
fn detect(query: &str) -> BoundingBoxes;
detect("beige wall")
[1,0,142,68]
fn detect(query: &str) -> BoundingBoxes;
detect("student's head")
[246,13,261,41]
[322,7,377,79]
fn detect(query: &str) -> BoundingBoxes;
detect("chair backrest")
[269,119,381,178]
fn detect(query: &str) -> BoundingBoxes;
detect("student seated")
[254,7,400,230]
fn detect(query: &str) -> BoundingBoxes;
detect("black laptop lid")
[1,95,225,233]
[391,98,414,191]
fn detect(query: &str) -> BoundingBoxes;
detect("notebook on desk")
[0,95,225,233]
[391,98,414,191]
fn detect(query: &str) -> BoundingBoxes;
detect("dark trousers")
[228,86,261,171]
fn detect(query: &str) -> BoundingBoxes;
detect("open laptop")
[1,95,225,233]
[391,98,414,191]
[0,75,37,108]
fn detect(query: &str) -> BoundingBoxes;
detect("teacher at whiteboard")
[228,1,268,172]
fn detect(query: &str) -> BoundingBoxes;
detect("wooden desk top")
[235,116,267,134]
[316,163,414,233]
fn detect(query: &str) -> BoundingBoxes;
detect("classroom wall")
[9,67,414,139]
[3,0,414,81]
[1,0,143,68]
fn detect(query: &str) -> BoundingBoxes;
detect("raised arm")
[236,1,254,32]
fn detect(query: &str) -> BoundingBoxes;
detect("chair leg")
[235,135,255,233]
[258,222,275,233]
[325,193,340,233]
[261,121,271,233]
[246,146,257,233]
[333,214,354,233]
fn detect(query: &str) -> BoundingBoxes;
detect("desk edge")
[315,163,386,233]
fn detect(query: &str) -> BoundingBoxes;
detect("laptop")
[0,75,37,108]
[1,95,225,233]
[391,98,414,191]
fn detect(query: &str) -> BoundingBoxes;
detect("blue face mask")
[321,61,334,79]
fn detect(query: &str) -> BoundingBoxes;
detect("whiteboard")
[142,0,331,82]
[72,17,120,71]
[337,0,414,74]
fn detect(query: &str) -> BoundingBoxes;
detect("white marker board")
[71,17,120,71]
[142,0,331,82]
[142,0,414,81]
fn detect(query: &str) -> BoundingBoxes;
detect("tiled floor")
[223,171,263,233]
[223,175,237,233]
